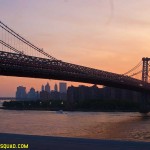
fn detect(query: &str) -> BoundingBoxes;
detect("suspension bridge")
[0,21,150,113]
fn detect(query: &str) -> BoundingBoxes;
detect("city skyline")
[16,82,67,100]
[1,0,150,96]
[16,82,67,94]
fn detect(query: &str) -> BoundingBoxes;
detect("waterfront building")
[67,85,102,103]
[102,86,139,102]
[67,85,140,104]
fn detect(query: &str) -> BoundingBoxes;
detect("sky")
[1,0,150,96]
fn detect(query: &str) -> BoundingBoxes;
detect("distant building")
[27,87,38,100]
[41,85,44,92]
[54,84,58,92]
[45,83,50,93]
[16,86,27,100]
[59,93,67,100]
[50,90,59,100]
[40,91,50,101]
[59,82,67,93]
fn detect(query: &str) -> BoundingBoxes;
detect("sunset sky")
[1,0,150,96]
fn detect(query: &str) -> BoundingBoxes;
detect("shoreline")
[2,99,141,112]
[0,107,140,112]
[0,133,150,150]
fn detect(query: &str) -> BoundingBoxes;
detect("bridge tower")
[142,57,150,82]
[140,57,150,114]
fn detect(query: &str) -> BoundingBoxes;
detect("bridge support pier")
[139,92,150,114]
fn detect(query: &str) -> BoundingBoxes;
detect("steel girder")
[1,51,150,92]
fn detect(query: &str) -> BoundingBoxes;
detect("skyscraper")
[54,83,58,92]
[45,83,50,93]
[27,87,37,100]
[41,85,44,92]
[16,86,27,99]
[59,82,67,93]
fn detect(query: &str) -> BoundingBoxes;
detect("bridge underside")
[1,51,150,93]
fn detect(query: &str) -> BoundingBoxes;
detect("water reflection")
[0,109,149,142]
[85,114,150,141]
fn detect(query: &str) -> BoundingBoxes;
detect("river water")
[0,106,150,142]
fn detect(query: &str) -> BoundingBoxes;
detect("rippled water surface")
[0,108,150,142]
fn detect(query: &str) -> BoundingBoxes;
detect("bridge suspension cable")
[129,70,142,77]
[123,60,142,75]
[0,40,23,54]
[130,62,150,78]
[0,21,57,60]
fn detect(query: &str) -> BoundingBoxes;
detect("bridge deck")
[1,51,150,92]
